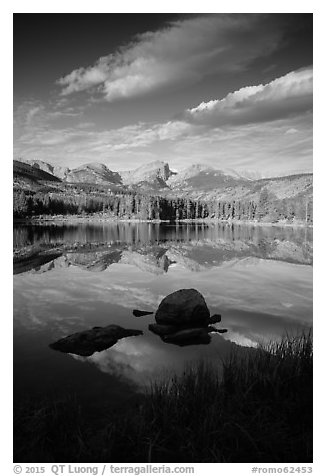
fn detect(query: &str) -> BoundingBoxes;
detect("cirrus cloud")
[15,67,313,176]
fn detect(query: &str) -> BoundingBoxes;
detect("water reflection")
[14,222,312,276]
[71,333,242,387]
[13,222,313,404]
[13,221,313,248]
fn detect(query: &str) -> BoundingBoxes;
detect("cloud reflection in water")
[14,223,312,391]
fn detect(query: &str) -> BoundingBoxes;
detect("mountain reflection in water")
[13,222,312,403]
[14,222,312,276]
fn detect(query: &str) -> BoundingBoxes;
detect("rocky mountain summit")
[120,160,174,187]
[14,158,312,203]
[64,162,123,185]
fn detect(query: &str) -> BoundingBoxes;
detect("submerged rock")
[149,323,218,337]
[49,325,143,357]
[155,288,210,325]
[162,328,212,346]
[132,309,154,317]
[148,323,180,336]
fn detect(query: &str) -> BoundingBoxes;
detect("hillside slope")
[13,160,61,183]
[24,159,69,180]
[191,173,313,202]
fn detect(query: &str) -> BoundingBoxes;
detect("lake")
[13,221,313,411]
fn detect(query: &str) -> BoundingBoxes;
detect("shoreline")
[14,214,313,228]
[14,333,312,463]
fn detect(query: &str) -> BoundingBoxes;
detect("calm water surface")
[13,222,313,408]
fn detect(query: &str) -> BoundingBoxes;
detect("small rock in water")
[49,324,143,357]
[209,314,222,324]
[132,309,154,317]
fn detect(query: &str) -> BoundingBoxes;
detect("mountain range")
[13,158,313,202]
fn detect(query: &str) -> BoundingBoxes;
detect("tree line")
[13,188,313,224]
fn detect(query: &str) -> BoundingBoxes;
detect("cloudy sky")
[13,13,312,176]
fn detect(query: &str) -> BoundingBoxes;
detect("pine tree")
[257,189,269,220]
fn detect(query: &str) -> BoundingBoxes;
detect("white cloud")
[14,68,312,176]
[26,106,43,124]
[14,99,84,135]
[57,14,282,102]
[285,128,299,134]
[14,113,312,177]
[173,117,313,176]
[16,118,195,157]
[185,67,313,126]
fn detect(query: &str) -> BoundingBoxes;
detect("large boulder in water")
[49,325,143,357]
[155,288,210,325]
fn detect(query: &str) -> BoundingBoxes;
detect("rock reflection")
[14,222,313,408]
[68,331,246,386]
